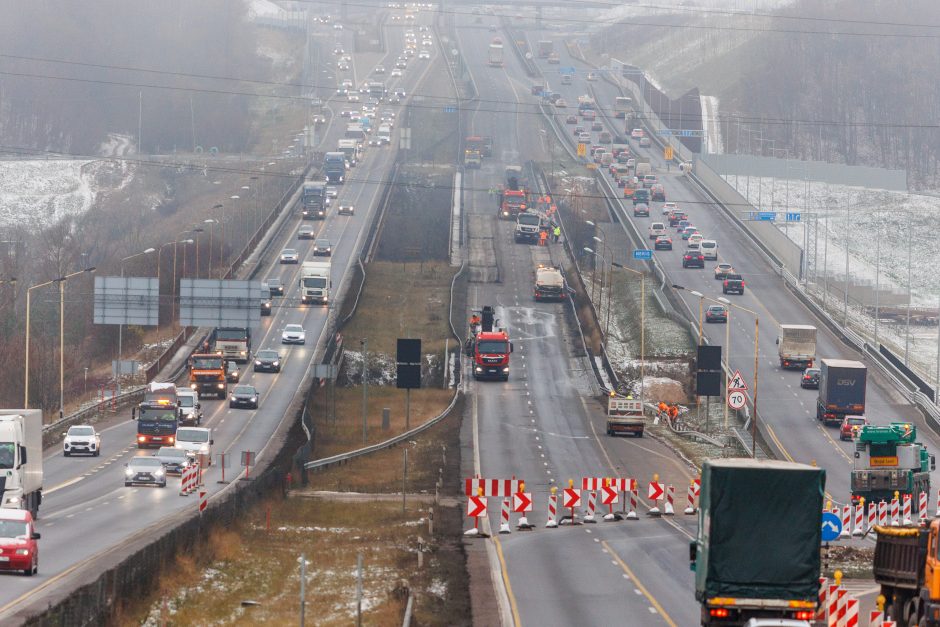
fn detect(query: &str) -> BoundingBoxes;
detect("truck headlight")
[240,351,247,356]
[502,367,510,373]
[475,366,482,373]
[200,445,210,454]
[218,383,225,389]
[190,383,197,390]
[138,436,147,442]
[4,495,20,505]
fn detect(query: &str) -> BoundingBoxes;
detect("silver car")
[124,457,167,488]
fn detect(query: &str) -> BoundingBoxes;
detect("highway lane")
[458,15,698,626]
[531,38,939,505]
[0,15,439,616]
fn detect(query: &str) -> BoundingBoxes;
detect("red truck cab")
[0,508,40,576]
[471,330,513,381]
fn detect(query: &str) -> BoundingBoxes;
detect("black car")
[633,188,650,205]
[682,249,705,269]
[226,360,240,383]
[722,274,745,295]
[313,238,332,257]
[152,447,192,475]
[705,305,728,323]
[801,367,821,389]
[633,203,650,217]
[229,385,259,409]
[267,277,284,296]
[254,350,282,373]
[124,457,167,488]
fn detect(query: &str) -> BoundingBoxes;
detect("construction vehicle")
[211,327,251,364]
[534,265,565,301]
[816,358,866,426]
[302,181,328,219]
[135,383,181,449]
[776,324,816,369]
[465,306,513,381]
[537,40,553,58]
[514,210,548,244]
[692,458,823,625]
[188,353,227,399]
[300,260,331,305]
[498,166,528,219]
[488,41,504,67]
[0,409,43,516]
[605,397,644,437]
[871,522,940,626]
[851,423,934,512]
[464,148,481,169]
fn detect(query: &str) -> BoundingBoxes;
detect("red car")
[840,415,868,441]
[0,509,40,575]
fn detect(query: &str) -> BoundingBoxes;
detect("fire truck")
[465,306,513,381]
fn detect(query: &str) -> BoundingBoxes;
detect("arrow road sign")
[728,370,748,391]
[512,492,533,512]
[821,511,842,542]
[728,390,747,410]
[648,482,664,501]
[467,495,488,518]
[601,486,619,505]
[563,488,582,509]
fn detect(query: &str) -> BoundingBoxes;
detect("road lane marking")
[44,476,84,495]
[601,540,677,627]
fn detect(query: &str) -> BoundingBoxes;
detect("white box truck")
[0,409,43,516]
[776,324,817,370]
[300,261,331,305]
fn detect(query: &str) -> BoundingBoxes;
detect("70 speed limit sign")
[727,390,747,410]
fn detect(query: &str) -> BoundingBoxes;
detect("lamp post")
[204,219,218,277]
[210,204,224,278]
[240,186,251,245]
[172,239,195,326]
[583,248,610,350]
[119,249,156,368]
[612,262,646,403]
[230,195,241,251]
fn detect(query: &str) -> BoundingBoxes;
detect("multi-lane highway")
[0,12,439,620]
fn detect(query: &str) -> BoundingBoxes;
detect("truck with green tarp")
[691,459,824,626]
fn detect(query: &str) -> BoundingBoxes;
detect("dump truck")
[605,397,644,437]
[534,266,565,301]
[188,353,227,399]
[871,522,940,626]
[0,409,43,516]
[776,324,817,369]
[851,423,934,512]
[692,458,824,626]
[465,306,513,381]
[135,382,181,449]
[816,358,867,426]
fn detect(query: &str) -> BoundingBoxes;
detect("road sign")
[648,482,664,501]
[728,370,748,391]
[727,390,747,410]
[563,488,582,508]
[657,129,674,136]
[512,492,533,512]
[664,145,674,161]
[443,105,457,113]
[633,249,652,260]
[577,142,587,157]
[601,486,619,505]
[467,495,488,518]
[821,511,842,542]
[757,211,776,221]
[786,212,802,222]
[559,66,576,75]
[586,163,597,170]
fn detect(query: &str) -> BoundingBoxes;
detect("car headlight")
[255,360,262,366]
[155,468,165,477]
[16,549,30,556]
[250,397,258,402]
[200,445,210,453]
[125,468,134,476]
[272,361,279,367]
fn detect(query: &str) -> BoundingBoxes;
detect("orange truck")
[188,353,227,399]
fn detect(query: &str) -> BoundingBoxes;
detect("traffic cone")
[499,497,511,534]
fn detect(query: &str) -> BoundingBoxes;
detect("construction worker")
[668,405,679,425]
[469,313,481,335]
[658,401,668,420]
[539,229,548,246]
[552,224,561,242]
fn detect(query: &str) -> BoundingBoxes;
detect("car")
[0,509,40,576]
[333,47,345,55]
[391,68,402,77]
[662,201,679,215]
[298,224,316,240]
[668,211,688,227]
[676,219,691,233]
[254,349,282,373]
[573,125,585,136]
[840,415,868,441]
[176,388,203,426]
[368,137,383,147]
[62,424,101,457]
[280,248,299,264]
[648,222,666,240]
[586,72,597,81]
[705,304,728,323]
[282,324,306,344]
[152,446,192,475]
[326,186,338,199]
[639,137,651,147]
[700,239,718,260]
[229,384,259,409]
[267,277,284,295]
[347,93,360,103]
[682,249,705,268]
[313,238,332,256]
[591,121,603,132]
[630,128,644,139]
[650,184,666,202]
[800,367,821,389]
[422,38,433,46]
[124,457,167,488]
[714,263,735,279]
[337,62,350,71]
[723,273,746,295]
[336,87,349,97]
[388,94,402,104]
[633,203,650,217]
[333,23,343,29]
[374,65,386,74]
[341,78,354,88]
[338,204,355,216]
[226,360,240,383]
[566,115,577,125]
[175,427,214,462]
[581,109,596,121]
[418,50,430,59]
[688,233,704,247]
[681,227,699,240]
[642,174,657,188]
[654,235,673,250]
[578,132,591,142]
[555,99,568,108]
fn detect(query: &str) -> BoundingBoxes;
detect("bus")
[614,96,633,119]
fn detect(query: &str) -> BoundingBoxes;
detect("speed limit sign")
[728,390,747,410]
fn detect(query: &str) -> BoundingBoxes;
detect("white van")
[700,239,718,260]
[175,427,213,465]
[176,388,202,427]
[648,222,666,240]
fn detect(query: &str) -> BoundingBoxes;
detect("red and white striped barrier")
[920,491,928,523]
[683,481,697,515]
[816,577,828,621]
[198,489,208,514]
[499,497,511,534]
[583,490,597,523]
[840,505,851,538]
[664,484,675,516]
[827,584,839,627]
[891,497,900,526]
[869,610,883,626]
[902,493,913,525]
[546,492,558,528]
[878,500,888,526]
[936,489,940,517]
[465,478,524,497]
[844,597,858,627]
[581,477,602,491]
[852,504,864,537]
[180,464,199,496]
[626,489,638,520]
[883,620,896,627]
[868,502,877,533]
[836,588,847,627]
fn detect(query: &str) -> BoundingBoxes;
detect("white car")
[662,201,679,215]
[280,248,299,264]
[391,68,402,77]
[338,204,355,216]
[175,427,213,463]
[63,424,101,457]
[418,50,430,60]
[282,324,307,344]
[631,128,644,139]
[326,186,338,198]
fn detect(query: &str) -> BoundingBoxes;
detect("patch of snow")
[246,0,284,18]
[700,95,723,154]
[0,159,99,229]
[428,578,447,598]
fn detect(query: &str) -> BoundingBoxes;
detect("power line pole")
[361,339,368,443]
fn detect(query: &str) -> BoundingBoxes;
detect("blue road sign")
[657,129,674,136]
[559,67,576,75]
[540,91,552,99]
[821,511,842,542]
[757,211,776,221]
[786,212,802,222]
[443,106,457,113]
[633,249,653,260]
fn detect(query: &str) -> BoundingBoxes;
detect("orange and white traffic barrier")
[546,489,558,528]
[844,597,858,627]
[683,481,698,515]
[890,497,900,526]
[626,489,638,520]
[647,476,663,516]
[840,505,851,538]
[920,491,928,524]
[664,484,675,516]
[499,497,511,534]
[816,577,828,621]
[852,503,864,537]
[583,490,597,523]
[878,500,888,526]
[867,502,877,532]
[902,493,913,525]
[936,489,940,517]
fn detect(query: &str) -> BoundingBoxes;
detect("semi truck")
[188,353,227,399]
[135,382,181,449]
[300,260,331,305]
[0,409,43,517]
[302,181,328,219]
[851,423,934,512]
[337,138,360,166]
[211,327,251,364]
[488,42,504,67]
[871,522,940,626]
[816,358,867,426]
[466,306,513,381]
[323,151,346,184]
[691,458,823,625]
[537,40,553,58]
[534,265,565,301]
[776,324,816,369]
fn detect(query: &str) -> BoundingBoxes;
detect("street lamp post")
[172,239,195,326]
[612,261,646,402]
[583,247,610,349]
[119,249,156,367]
[204,219,218,277]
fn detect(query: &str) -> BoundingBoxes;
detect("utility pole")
[361,339,368,443]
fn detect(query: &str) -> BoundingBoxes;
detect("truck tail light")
[794,610,814,620]
[709,608,730,618]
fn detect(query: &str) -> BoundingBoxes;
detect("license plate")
[152,437,163,441]
[0,557,9,562]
